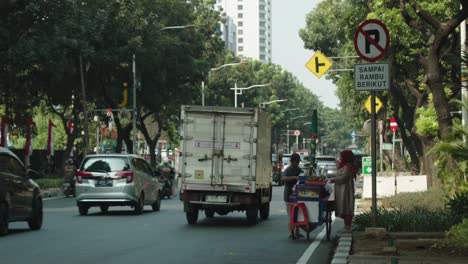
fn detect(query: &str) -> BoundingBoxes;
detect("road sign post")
[354,19,390,227]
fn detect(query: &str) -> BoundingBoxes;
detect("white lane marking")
[296,227,327,264]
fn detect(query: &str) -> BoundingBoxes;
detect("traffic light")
[118,82,128,108]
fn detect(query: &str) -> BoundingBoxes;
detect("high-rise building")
[216,0,272,63]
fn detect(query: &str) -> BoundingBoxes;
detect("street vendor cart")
[288,179,334,241]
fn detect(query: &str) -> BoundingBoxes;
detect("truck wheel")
[186,210,198,225]
[78,204,89,216]
[259,203,270,220]
[246,207,258,225]
[100,205,109,213]
[0,203,8,236]
[204,209,214,218]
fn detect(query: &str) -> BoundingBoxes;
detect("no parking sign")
[354,19,390,62]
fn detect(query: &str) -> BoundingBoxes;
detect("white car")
[75,154,161,215]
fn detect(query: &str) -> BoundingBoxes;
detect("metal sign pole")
[371,91,377,227]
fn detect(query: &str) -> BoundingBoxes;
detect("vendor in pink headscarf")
[332,149,356,231]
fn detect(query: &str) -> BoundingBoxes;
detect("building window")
[260,22,265,27]
[260,30,265,35]
[238,13,243,18]
[238,21,243,27]
[260,13,265,19]
[238,46,244,52]
[238,5,243,10]
[260,47,265,52]
[238,29,243,35]
[260,37,265,43]
[259,5,265,10]
[238,38,243,43]
[260,55,266,61]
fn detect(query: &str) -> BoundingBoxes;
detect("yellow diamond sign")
[365,96,383,114]
[305,51,333,78]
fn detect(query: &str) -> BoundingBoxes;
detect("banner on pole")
[47,119,56,156]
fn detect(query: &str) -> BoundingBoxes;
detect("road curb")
[331,232,352,263]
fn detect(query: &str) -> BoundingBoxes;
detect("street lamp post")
[259,99,288,108]
[281,108,300,153]
[202,61,246,106]
[230,83,271,107]
[132,24,193,154]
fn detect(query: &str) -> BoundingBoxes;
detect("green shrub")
[446,191,468,219]
[446,218,468,252]
[35,178,63,189]
[381,189,447,212]
[354,207,458,232]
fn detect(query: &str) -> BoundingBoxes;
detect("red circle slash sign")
[354,19,390,62]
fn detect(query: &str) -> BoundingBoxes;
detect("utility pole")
[132,54,137,154]
[79,54,89,155]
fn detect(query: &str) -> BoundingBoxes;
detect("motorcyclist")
[158,157,175,198]
[63,158,77,197]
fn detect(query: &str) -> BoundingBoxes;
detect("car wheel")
[246,207,258,225]
[100,205,109,213]
[134,193,144,215]
[28,196,43,230]
[151,196,161,212]
[78,204,89,216]
[0,203,8,236]
[204,209,215,218]
[259,203,270,220]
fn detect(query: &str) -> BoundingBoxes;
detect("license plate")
[206,195,227,203]
[97,179,112,187]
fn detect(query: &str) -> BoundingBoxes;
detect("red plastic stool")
[289,202,310,240]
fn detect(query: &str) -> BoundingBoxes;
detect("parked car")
[75,154,161,215]
[315,155,338,178]
[0,147,43,236]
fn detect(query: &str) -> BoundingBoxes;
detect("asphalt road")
[0,185,342,264]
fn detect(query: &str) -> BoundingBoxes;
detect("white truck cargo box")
[178,105,272,225]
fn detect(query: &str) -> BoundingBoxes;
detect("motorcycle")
[159,167,173,199]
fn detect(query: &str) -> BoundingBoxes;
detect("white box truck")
[178,105,272,225]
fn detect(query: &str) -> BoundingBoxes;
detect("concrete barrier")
[362,175,427,198]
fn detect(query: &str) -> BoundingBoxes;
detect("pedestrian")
[282,153,303,214]
[332,149,356,231]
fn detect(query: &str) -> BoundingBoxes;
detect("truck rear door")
[181,109,255,186]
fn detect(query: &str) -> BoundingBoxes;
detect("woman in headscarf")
[333,149,356,231]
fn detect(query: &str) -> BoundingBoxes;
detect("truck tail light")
[76,171,92,183]
[116,171,134,183]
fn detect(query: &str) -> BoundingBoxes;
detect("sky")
[271,0,339,109]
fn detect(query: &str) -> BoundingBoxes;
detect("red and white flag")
[67,120,74,134]
[25,116,34,156]
[47,119,56,156]
[0,116,8,148]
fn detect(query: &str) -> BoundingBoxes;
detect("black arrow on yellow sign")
[306,51,333,78]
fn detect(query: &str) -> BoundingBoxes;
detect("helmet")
[162,157,170,164]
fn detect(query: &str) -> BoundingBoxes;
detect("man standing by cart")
[282,153,303,214]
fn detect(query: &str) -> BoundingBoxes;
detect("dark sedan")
[0,147,43,236]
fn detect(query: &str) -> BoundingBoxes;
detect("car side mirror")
[27,169,42,179]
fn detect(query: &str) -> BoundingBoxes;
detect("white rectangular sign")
[354,63,390,91]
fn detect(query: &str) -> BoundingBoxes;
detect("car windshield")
[81,157,130,172]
